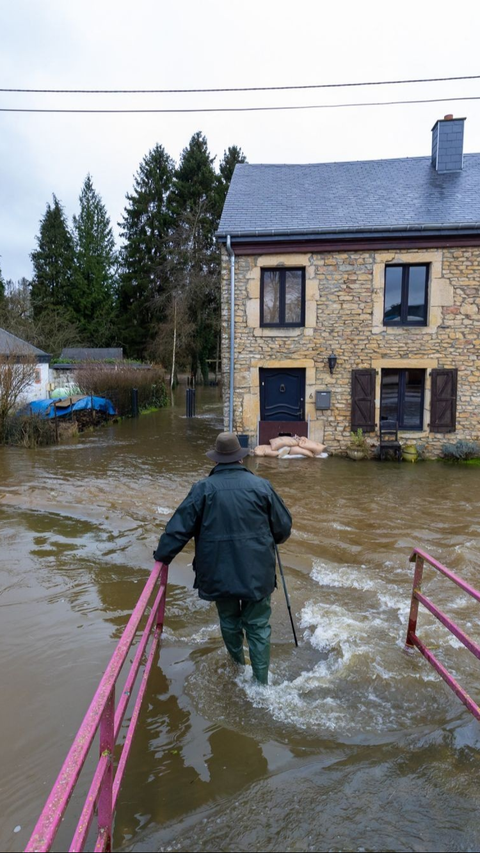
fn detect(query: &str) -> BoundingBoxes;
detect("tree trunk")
[191,354,198,386]
[170,298,177,392]
[200,352,209,387]
[214,333,220,385]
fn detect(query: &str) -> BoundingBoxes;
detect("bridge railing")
[405,547,480,721]
[25,561,169,853]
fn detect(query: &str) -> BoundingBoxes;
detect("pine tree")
[117,144,175,358]
[169,131,219,251]
[72,175,117,345]
[0,264,5,304]
[219,145,247,184]
[217,145,247,210]
[30,195,75,317]
[168,133,221,381]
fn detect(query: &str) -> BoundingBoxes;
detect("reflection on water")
[0,387,479,852]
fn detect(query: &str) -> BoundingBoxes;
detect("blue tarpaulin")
[24,396,116,419]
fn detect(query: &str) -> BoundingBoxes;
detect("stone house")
[0,327,50,402]
[216,116,480,455]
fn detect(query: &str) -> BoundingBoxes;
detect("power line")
[0,95,479,114]
[1,74,480,95]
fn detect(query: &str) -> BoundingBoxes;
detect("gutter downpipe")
[226,235,235,432]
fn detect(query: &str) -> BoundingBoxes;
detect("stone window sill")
[373,325,439,335]
[254,327,306,338]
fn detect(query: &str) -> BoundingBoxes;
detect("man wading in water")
[154,432,292,684]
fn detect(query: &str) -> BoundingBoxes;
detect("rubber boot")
[241,597,271,685]
[216,599,246,665]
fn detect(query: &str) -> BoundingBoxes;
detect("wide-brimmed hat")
[206,432,250,463]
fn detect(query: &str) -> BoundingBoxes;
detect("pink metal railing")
[25,561,169,853]
[405,547,480,721]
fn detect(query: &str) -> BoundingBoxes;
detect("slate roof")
[60,348,123,361]
[0,327,49,359]
[217,155,480,238]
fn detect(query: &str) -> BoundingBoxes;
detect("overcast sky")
[1,0,480,281]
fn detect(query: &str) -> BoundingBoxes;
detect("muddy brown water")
[1,388,479,852]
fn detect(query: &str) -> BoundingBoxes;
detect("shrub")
[74,364,168,416]
[4,414,57,447]
[349,428,369,452]
[441,440,480,461]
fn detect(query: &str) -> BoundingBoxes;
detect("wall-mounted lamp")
[327,353,337,375]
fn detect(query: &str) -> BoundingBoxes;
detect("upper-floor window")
[384,264,429,326]
[260,268,305,327]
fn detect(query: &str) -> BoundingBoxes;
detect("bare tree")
[0,278,84,358]
[147,294,195,385]
[148,201,218,385]
[0,352,37,441]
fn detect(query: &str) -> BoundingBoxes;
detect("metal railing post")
[157,564,169,631]
[404,554,424,651]
[404,547,480,722]
[53,400,59,443]
[26,563,168,853]
[97,688,115,851]
[186,388,195,417]
[131,388,139,417]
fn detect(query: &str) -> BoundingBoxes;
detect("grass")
[439,456,480,466]
[140,405,162,415]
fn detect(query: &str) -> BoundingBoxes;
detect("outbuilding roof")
[60,348,123,361]
[0,327,49,359]
[217,155,480,239]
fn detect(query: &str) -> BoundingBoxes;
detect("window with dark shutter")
[380,368,425,429]
[351,369,376,432]
[430,369,457,433]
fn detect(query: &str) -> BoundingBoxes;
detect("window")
[381,369,425,430]
[384,264,428,326]
[260,268,305,327]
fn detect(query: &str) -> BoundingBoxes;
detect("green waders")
[215,596,271,685]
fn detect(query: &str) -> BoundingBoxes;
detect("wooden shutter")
[430,369,457,433]
[351,369,376,432]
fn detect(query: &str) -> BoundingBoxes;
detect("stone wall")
[221,245,480,455]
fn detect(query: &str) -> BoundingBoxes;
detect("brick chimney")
[431,115,466,172]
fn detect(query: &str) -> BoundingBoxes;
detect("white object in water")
[281,453,308,459]
[281,452,328,459]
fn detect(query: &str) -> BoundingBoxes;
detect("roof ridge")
[236,153,480,169]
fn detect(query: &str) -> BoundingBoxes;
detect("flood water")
[1,388,479,853]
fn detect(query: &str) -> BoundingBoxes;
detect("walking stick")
[275,544,298,647]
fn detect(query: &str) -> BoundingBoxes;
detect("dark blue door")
[260,368,305,421]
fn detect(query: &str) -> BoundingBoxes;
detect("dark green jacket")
[154,463,292,601]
